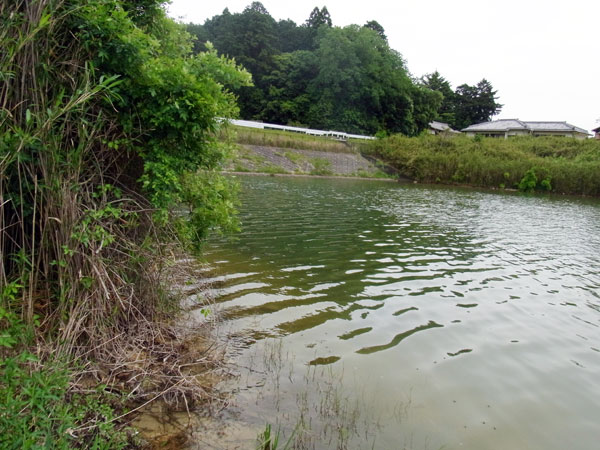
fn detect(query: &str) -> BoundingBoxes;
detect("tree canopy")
[188,4,502,135]
[306,6,333,28]
[421,71,502,130]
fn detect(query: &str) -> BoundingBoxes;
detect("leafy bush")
[0,310,130,449]
[1,0,250,341]
[518,169,538,192]
[0,0,250,442]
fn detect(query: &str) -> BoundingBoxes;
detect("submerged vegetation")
[1,0,248,445]
[366,134,600,196]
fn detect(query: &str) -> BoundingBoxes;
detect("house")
[592,126,600,140]
[462,119,590,139]
[428,121,460,136]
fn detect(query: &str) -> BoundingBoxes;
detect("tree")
[186,22,209,53]
[244,1,269,14]
[276,19,312,52]
[453,78,502,129]
[198,3,279,118]
[261,51,318,124]
[363,20,386,41]
[186,6,450,134]
[421,71,455,125]
[305,26,419,134]
[411,86,443,133]
[306,6,332,28]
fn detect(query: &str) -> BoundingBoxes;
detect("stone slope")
[230,144,382,177]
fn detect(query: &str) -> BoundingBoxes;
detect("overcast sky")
[167,0,599,133]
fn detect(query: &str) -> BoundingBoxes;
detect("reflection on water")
[200,175,600,449]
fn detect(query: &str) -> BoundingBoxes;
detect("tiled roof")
[462,120,589,135]
[429,121,459,133]
[462,119,528,132]
[429,121,450,131]
[525,121,588,134]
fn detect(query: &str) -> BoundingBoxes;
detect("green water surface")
[200,175,600,449]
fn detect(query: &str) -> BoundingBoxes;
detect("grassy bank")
[223,125,363,154]
[366,134,600,196]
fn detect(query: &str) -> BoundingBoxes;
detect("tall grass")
[367,134,600,196]
[225,125,356,153]
[0,0,163,358]
[1,0,233,444]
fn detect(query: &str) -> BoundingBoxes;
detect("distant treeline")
[186,2,502,136]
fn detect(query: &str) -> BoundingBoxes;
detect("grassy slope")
[366,134,600,196]
[222,126,390,177]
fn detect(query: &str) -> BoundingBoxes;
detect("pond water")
[199,175,600,449]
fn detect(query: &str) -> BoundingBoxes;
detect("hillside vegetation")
[367,135,600,196]
[187,3,502,135]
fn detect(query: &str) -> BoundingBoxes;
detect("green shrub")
[0,311,130,449]
[518,168,538,192]
[0,0,248,444]
[310,157,333,175]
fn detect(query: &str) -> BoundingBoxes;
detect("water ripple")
[203,175,600,448]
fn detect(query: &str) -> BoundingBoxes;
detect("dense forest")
[186,2,503,135]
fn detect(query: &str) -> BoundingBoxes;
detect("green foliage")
[0,306,26,349]
[0,313,129,449]
[305,25,417,134]
[367,135,600,196]
[256,423,295,450]
[179,170,240,245]
[453,79,503,130]
[188,9,440,135]
[283,151,308,166]
[259,164,289,175]
[518,168,552,193]
[0,356,129,449]
[309,157,333,176]
[306,6,333,28]
[421,71,456,125]
[1,0,250,310]
[1,1,249,443]
[228,126,352,153]
[518,168,538,192]
[363,20,387,41]
[421,72,502,130]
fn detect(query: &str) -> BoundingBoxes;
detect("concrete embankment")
[228,144,400,179]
